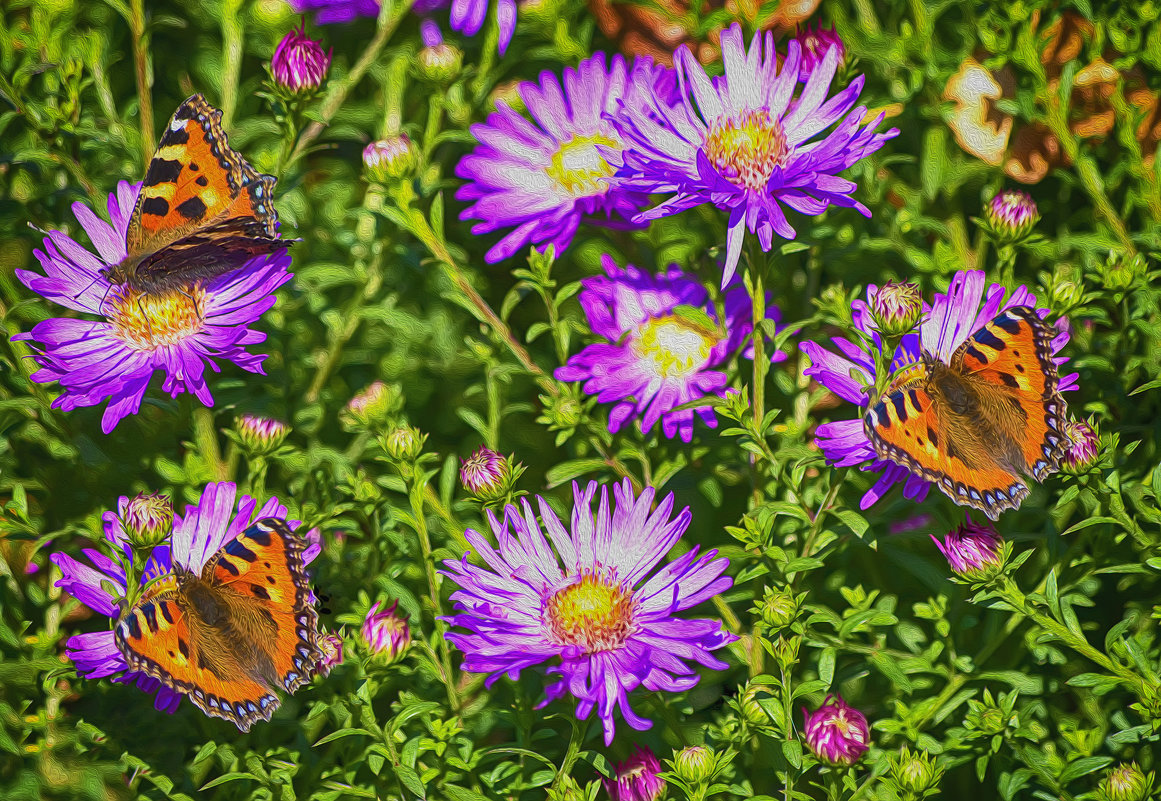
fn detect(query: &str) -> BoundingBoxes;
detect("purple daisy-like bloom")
[16,181,292,433]
[555,255,783,443]
[800,269,1079,511]
[793,23,846,82]
[608,23,898,287]
[51,482,318,712]
[442,479,737,745]
[456,54,657,264]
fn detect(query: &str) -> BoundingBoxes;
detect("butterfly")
[100,94,291,297]
[114,518,323,731]
[863,306,1070,520]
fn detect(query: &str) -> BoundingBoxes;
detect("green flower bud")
[1103,762,1151,801]
[871,281,923,336]
[672,746,715,785]
[363,135,417,183]
[236,414,289,455]
[384,424,425,461]
[890,748,943,796]
[121,493,174,550]
[758,586,803,632]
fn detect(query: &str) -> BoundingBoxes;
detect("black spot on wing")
[178,638,190,659]
[225,539,258,563]
[963,345,989,365]
[927,428,938,448]
[994,313,1022,335]
[906,389,921,410]
[195,175,209,187]
[140,197,170,218]
[973,327,1006,350]
[145,158,183,186]
[874,404,891,428]
[891,393,909,421]
[251,585,271,600]
[196,651,213,671]
[176,196,208,220]
[218,558,240,576]
[246,526,273,547]
[163,125,190,146]
[999,372,1019,388]
[124,614,142,640]
[142,603,159,632]
[160,602,175,625]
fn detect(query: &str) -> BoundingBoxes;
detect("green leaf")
[781,739,803,769]
[545,459,608,487]
[200,772,261,790]
[313,728,375,746]
[442,786,490,801]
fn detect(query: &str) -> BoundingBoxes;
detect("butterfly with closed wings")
[863,306,1071,520]
[114,517,323,731]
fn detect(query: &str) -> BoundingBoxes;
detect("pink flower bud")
[802,694,870,766]
[603,745,664,801]
[931,518,1003,578]
[272,23,332,92]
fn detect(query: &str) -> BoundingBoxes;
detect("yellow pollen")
[545,133,618,197]
[703,108,789,192]
[544,572,634,652]
[108,286,206,351]
[633,315,717,379]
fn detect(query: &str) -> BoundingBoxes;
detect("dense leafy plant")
[1,1,1160,800]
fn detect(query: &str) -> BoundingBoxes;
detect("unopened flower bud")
[931,518,1003,579]
[672,745,715,785]
[758,586,802,632]
[384,424,425,461]
[459,446,511,500]
[802,695,870,766]
[271,23,331,93]
[739,683,770,727]
[984,189,1039,244]
[122,493,173,550]
[362,601,411,664]
[313,632,344,677]
[1061,419,1099,474]
[1103,762,1151,801]
[546,773,584,801]
[794,23,846,81]
[417,19,462,84]
[871,281,923,336]
[1102,252,1147,293]
[236,414,289,455]
[890,747,943,795]
[603,745,664,801]
[343,381,402,430]
[363,135,417,183]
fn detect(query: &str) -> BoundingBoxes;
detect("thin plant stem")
[219,0,244,128]
[129,0,154,164]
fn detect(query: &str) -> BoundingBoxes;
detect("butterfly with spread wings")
[863,306,1071,520]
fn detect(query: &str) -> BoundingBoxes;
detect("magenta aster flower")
[793,22,846,81]
[932,517,1003,577]
[362,600,411,664]
[16,181,292,433]
[608,23,898,287]
[800,270,1078,512]
[460,445,509,496]
[555,255,783,443]
[442,479,736,745]
[604,745,665,801]
[803,694,870,765]
[51,482,317,713]
[271,22,332,91]
[455,54,654,264]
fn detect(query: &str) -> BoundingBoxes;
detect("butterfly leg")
[135,296,158,341]
[177,285,206,323]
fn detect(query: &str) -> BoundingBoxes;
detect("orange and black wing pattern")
[121,94,288,291]
[114,576,280,731]
[202,518,323,695]
[951,306,1070,481]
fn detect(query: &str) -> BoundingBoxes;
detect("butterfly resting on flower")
[100,93,292,300]
[114,518,323,731]
[864,307,1070,520]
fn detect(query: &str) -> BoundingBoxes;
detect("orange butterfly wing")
[863,370,1030,520]
[114,576,279,731]
[201,518,323,696]
[111,94,287,293]
[950,306,1070,481]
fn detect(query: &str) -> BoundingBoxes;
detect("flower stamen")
[632,315,717,380]
[544,572,635,652]
[546,133,619,197]
[108,286,206,351]
[704,109,789,192]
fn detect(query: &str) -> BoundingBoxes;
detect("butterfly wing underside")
[864,307,1069,520]
[118,94,286,291]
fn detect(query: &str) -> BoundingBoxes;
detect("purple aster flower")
[442,479,737,745]
[1061,419,1099,473]
[608,23,898,287]
[802,694,870,765]
[984,189,1040,243]
[51,482,317,713]
[289,0,379,24]
[293,0,517,54]
[455,54,653,264]
[555,255,782,443]
[931,517,1003,578]
[16,181,292,433]
[800,269,1079,512]
[271,22,332,92]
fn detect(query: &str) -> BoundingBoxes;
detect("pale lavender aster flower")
[455,54,651,264]
[608,23,898,287]
[793,22,846,81]
[442,479,736,745]
[604,745,665,801]
[555,255,783,443]
[931,517,1003,577]
[800,269,1078,512]
[362,600,411,663]
[802,694,870,765]
[51,482,313,712]
[16,181,292,433]
[271,22,332,91]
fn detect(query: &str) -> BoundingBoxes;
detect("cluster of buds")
[362,600,411,665]
[931,518,1004,581]
[802,695,871,766]
[459,446,524,503]
[234,414,290,457]
[270,22,331,95]
[870,281,923,337]
[363,135,418,183]
[342,381,403,431]
[980,189,1040,245]
[603,745,664,801]
[121,492,174,551]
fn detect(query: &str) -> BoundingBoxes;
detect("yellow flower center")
[544,572,634,652]
[108,286,206,351]
[703,109,789,192]
[633,314,717,379]
[545,133,618,197]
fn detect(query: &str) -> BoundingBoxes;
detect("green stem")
[219,0,243,128]
[193,407,228,481]
[554,718,587,788]
[129,0,153,164]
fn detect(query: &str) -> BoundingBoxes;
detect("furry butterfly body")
[864,306,1069,520]
[101,94,290,296]
[114,518,323,731]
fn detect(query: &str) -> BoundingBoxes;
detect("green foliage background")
[1,0,1161,799]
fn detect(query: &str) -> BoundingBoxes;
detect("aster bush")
[3,2,1161,801]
